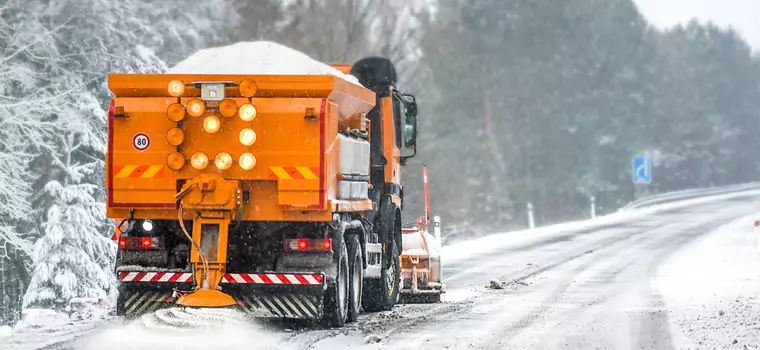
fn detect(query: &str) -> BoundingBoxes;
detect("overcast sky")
[634,0,760,50]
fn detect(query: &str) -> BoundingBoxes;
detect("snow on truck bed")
[166,41,362,86]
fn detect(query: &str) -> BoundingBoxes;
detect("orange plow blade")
[399,217,444,303]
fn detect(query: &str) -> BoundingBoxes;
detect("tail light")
[118,237,164,250]
[323,239,332,251]
[284,238,332,253]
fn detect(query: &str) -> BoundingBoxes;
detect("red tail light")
[285,238,332,253]
[118,237,163,250]
[322,239,331,251]
[297,239,308,251]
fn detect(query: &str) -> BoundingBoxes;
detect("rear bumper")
[117,271,326,319]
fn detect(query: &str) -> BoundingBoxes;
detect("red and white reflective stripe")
[222,273,323,285]
[118,271,193,283]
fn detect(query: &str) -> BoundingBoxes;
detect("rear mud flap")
[118,282,190,318]
[225,285,324,320]
[118,279,325,320]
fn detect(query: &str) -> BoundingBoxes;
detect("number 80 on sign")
[133,133,150,151]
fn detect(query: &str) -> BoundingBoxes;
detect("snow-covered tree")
[0,1,79,323]
[2,0,240,317]
[23,132,116,309]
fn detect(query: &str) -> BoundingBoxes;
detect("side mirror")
[402,93,418,117]
[400,93,418,164]
[405,115,417,148]
[406,100,418,118]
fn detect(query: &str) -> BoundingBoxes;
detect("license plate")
[201,83,225,101]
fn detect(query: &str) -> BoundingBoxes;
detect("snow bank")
[443,189,760,264]
[166,41,362,86]
[9,309,77,348]
[13,309,69,332]
[68,298,113,322]
[0,325,11,337]
[5,304,114,350]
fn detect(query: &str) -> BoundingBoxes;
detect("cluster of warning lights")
[165,79,258,172]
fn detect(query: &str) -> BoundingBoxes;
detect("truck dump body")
[107,74,375,222]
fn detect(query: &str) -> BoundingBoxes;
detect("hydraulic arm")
[174,174,240,307]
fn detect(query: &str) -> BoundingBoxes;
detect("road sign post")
[633,156,651,184]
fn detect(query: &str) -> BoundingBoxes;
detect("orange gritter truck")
[106,55,420,327]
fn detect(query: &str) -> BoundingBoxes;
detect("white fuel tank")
[337,133,370,200]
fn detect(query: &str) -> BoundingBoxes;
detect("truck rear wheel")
[322,236,349,327]
[347,234,363,322]
[362,241,400,312]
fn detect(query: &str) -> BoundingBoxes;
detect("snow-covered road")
[6,195,760,350]
[311,196,760,349]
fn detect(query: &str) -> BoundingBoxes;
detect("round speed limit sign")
[132,133,150,151]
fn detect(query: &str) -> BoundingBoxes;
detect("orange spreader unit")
[107,74,376,310]
[105,74,375,222]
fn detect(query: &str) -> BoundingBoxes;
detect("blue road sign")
[633,156,651,184]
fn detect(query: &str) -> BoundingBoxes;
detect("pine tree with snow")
[23,133,116,310]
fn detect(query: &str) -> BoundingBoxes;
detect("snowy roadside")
[442,189,760,264]
[0,299,115,350]
[655,213,760,349]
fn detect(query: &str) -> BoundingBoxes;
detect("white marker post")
[590,196,596,219]
[433,216,441,242]
[527,203,535,229]
[433,215,442,283]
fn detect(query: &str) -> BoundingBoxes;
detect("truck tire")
[322,236,349,327]
[361,241,400,312]
[346,234,363,322]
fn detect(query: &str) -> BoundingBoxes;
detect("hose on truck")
[175,185,211,291]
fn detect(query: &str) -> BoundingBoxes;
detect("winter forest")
[2,0,760,325]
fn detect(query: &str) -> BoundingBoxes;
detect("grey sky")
[634,0,760,50]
